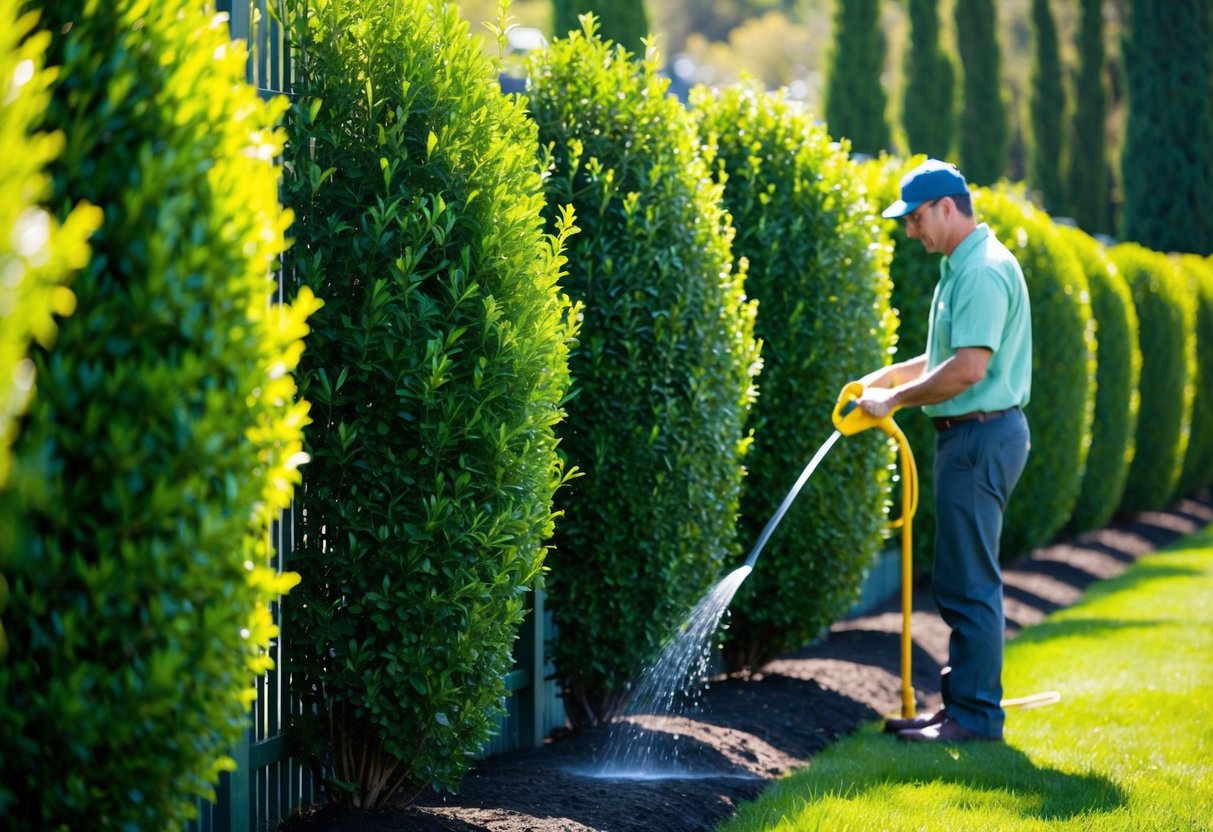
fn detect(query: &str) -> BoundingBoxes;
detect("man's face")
[904,197,943,253]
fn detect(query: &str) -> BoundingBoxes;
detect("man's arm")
[858,353,929,390]
[858,347,991,418]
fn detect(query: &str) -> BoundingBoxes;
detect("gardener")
[850,158,1032,743]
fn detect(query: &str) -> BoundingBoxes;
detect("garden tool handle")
[832,381,899,437]
[833,380,920,718]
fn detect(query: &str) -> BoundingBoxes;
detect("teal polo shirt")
[922,223,1032,418]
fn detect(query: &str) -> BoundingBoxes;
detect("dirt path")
[283,491,1213,832]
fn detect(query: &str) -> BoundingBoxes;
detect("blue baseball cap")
[881,159,969,219]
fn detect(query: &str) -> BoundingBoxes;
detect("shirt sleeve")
[948,267,1009,351]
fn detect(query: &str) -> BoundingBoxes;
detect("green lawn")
[720,528,1213,831]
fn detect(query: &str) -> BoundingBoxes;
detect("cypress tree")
[824,0,891,156]
[903,0,956,160]
[552,0,649,54]
[1066,0,1109,233]
[1121,1,1213,255]
[1028,0,1066,213]
[955,0,1009,184]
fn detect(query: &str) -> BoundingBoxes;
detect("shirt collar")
[942,223,991,277]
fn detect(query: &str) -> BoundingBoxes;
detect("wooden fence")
[187,3,564,830]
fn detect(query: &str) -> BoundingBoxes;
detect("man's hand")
[856,385,900,419]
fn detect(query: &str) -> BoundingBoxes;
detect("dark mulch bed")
[281,490,1212,832]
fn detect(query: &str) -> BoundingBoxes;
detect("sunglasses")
[906,197,942,225]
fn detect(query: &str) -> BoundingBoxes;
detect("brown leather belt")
[932,406,1020,432]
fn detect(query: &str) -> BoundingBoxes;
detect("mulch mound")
[281,490,1213,832]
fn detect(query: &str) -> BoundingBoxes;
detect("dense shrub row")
[1109,244,1196,511]
[1176,254,1213,496]
[978,186,1095,558]
[1,1,315,828]
[1060,226,1140,533]
[5,1,1213,819]
[526,20,761,727]
[279,0,577,804]
[691,84,895,671]
[0,4,99,489]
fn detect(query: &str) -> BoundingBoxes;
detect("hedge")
[0,1,314,828]
[1060,225,1140,533]
[1110,243,1196,511]
[0,3,99,490]
[692,85,896,671]
[1176,254,1213,495]
[978,185,1095,559]
[528,21,760,726]
[280,0,577,804]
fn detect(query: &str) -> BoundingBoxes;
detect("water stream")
[581,430,843,780]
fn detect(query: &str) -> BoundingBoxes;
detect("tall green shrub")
[1028,0,1066,213]
[824,0,891,157]
[1060,226,1140,532]
[1121,1,1213,255]
[528,21,760,726]
[955,0,1009,184]
[979,187,1095,559]
[280,0,577,805]
[0,2,315,828]
[1176,254,1213,495]
[902,0,956,160]
[0,0,100,676]
[1066,0,1109,234]
[0,3,99,490]
[552,1,649,53]
[1110,244,1196,511]
[692,85,896,671]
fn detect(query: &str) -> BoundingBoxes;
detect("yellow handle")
[834,381,920,717]
[832,381,899,437]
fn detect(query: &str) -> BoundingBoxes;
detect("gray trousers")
[932,409,1030,739]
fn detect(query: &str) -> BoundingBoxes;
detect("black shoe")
[883,708,946,734]
[897,716,1002,743]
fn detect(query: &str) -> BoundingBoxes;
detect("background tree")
[1066,0,1109,233]
[824,0,891,157]
[552,0,649,53]
[955,0,1009,184]
[1121,0,1213,255]
[1028,0,1066,213]
[902,0,956,160]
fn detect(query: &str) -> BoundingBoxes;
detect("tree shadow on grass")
[796,727,1127,823]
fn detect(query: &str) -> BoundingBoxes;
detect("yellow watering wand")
[832,381,920,719]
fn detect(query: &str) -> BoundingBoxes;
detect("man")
[851,159,1032,743]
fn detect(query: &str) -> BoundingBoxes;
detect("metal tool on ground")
[1002,690,1062,710]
